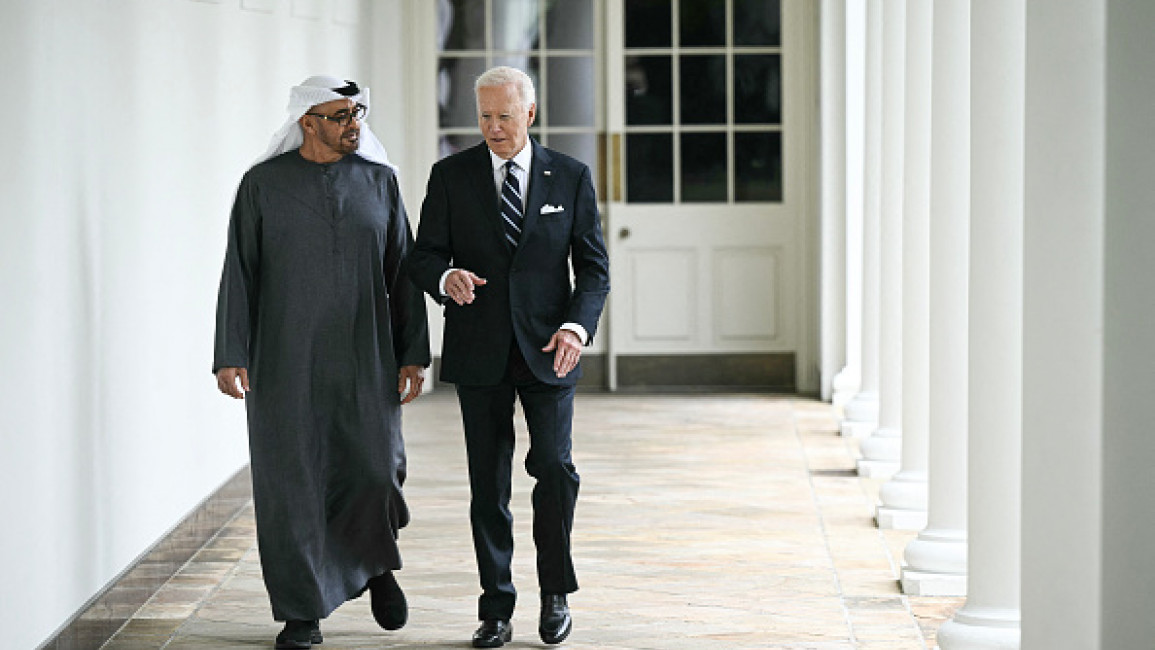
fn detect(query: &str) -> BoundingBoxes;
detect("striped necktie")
[500,160,523,246]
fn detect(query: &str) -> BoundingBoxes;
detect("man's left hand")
[398,365,426,404]
[542,330,582,379]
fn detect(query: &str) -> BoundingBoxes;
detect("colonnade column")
[1020,0,1106,646]
[876,0,931,530]
[900,0,970,596]
[832,0,865,410]
[936,0,1025,646]
[857,0,903,477]
[820,0,849,404]
[840,0,881,437]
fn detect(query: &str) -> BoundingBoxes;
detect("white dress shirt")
[489,145,533,200]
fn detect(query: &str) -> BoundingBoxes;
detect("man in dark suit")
[405,66,609,648]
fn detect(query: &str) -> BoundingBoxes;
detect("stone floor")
[102,393,961,649]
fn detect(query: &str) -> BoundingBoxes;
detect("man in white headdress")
[213,75,430,649]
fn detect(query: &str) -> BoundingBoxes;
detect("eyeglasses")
[306,103,367,126]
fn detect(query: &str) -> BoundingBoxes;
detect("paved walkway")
[103,394,961,649]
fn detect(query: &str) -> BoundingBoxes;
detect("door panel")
[630,249,698,341]
[609,204,797,355]
[715,247,781,342]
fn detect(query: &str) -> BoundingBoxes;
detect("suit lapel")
[465,143,512,256]
[521,140,553,247]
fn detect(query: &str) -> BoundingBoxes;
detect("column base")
[936,606,1020,650]
[841,419,877,438]
[859,426,902,461]
[876,471,928,529]
[877,506,928,530]
[832,388,857,410]
[843,390,880,423]
[832,367,861,409]
[857,458,900,478]
[901,567,967,596]
[903,528,967,596]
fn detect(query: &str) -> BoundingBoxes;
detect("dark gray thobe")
[212,150,430,621]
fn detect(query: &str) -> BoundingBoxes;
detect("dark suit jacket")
[405,140,610,387]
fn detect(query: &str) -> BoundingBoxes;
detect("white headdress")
[255,75,397,171]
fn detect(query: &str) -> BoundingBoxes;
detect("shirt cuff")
[438,268,456,296]
[560,323,589,346]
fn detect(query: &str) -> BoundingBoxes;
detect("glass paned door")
[605,0,817,390]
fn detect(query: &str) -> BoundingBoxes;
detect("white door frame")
[602,0,820,393]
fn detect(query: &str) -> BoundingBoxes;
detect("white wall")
[0,1,405,647]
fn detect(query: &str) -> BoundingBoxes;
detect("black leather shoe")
[472,619,512,648]
[368,571,408,630]
[539,594,572,644]
[275,619,322,648]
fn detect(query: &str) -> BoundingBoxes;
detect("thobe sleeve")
[384,172,432,369]
[212,173,262,373]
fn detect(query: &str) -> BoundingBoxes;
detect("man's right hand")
[445,269,487,306]
[216,367,249,399]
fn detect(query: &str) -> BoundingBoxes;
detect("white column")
[1020,0,1106,646]
[936,0,1024,647]
[901,0,970,596]
[832,0,866,410]
[857,0,903,477]
[820,0,848,404]
[841,0,881,437]
[877,0,931,530]
[1100,3,1155,646]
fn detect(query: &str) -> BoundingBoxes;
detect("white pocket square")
[540,204,565,215]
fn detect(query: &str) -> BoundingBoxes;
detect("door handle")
[619,227,631,239]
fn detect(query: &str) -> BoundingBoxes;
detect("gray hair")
[474,66,536,108]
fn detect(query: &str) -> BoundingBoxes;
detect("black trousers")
[455,343,580,621]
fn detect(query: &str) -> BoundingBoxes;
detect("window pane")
[492,0,540,51]
[547,0,593,49]
[440,133,482,159]
[625,0,671,48]
[679,55,725,125]
[734,132,782,202]
[734,0,781,46]
[493,55,540,82]
[626,56,672,125]
[492,55,542,120]
[734,54,781,124]
[439,57,487,128]
[439,0,485,51]
[547,56,595,127]
[627,133,673,203]
[549,133,598,181]
[679,0,725,47]
[681,133,727,202]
